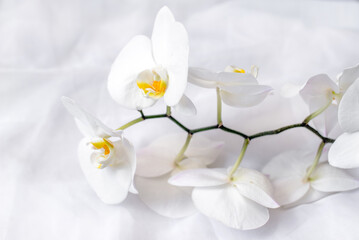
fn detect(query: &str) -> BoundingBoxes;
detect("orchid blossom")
[298,64,359,135]
[262,150,359,207]
[61,97,136,204]
[296,64,359,168]
[188,65,272,107]
[107,6,195,115]
[169,167,279,230]
[329,77,359,168]
[134,134,224,218]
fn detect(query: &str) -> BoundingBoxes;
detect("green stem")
[139,110,145,119]
[168,116,191,132]
[116,102,335,143]
[166,106,171,116]
[117,117,144,130]
[175,133,193,164]
[216,87,223,126]
[220,125,248,139]
[249,123,303,139]
[303,99,332,124]
[304,141,325,181]
[191,125,218,134]
[117,114,335,142]
[116,112,167,130]
[304,125,334,143]
[145,114,168,119]
[228,138,250,179]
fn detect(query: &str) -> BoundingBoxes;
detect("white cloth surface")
[1,0,359,239]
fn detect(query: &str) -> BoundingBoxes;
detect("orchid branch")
[249,123,334,143]
[117,108,335,143]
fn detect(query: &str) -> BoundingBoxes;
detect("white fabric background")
[1,0,359,239]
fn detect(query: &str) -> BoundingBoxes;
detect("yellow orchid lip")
[233,68,245,73]
[136,69,168,99]
[90,138,114,169]
[225,65,246,74]
[137,79,167,99]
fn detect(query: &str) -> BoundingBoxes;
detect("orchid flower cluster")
[62,7,359,230]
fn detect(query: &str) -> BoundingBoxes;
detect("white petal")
[328,132,359,168]
[135,174,196,218]
[152,7,189,106]
[192,185,269,230]
[338,78,359,132]
[217,72,258,86]
[185,135,224,166]
[285,188,329,208]
[262,151,312,206]
[135,135,182,177]
[151,6,176,65]
[136,134,224,177]
[308,97,338,136]
[168,168,228,187]
[78,138,135,204]
[172,94,197,116]
[220,85,272,107]
[136,146,176,177]
[322,104,339,137]
[128,182,138,194]
[311,163,359,192]
[232,168,279,208]
[122,138,137,192]
[107,35,157,110]
[299,74,338,105]
[188,67,219,88]
[61,96,121,138]
[165,65,189,107]
[171,157,208,176]
[262,151,311,179]
[251,65,259,78]
[271,177,310,206]
[338,63,359,92]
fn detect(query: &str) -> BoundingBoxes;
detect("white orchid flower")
[299,74,340,136]
[107,6,195,115]
[134,134,224,218]
[296,64,359,167]
[168,167,279,230]
[61,97,136,204]
[188,65,273,107]
[281,63,359,97]
[262,151,359,207]
[329,78,359,168]
[298,64,359,135]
